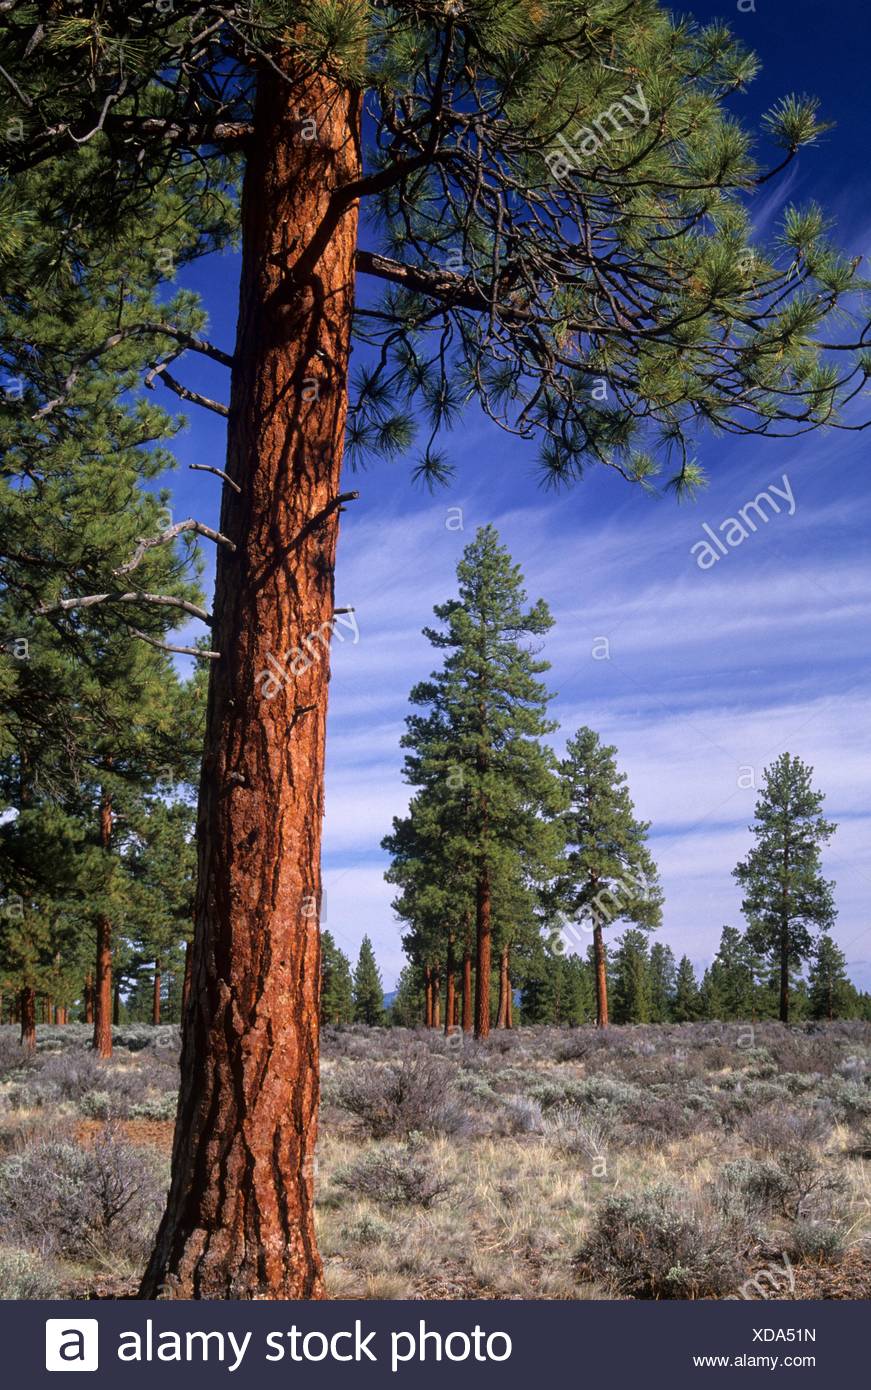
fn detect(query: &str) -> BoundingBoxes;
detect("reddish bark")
[84,972,94,1024]
[112,979,120,1025]
[93,790,113,1058]
[444,936,456,1034]
[140,58,360,1300]
[475,867,492,1039]
[20,986,36,1050]
[462,951,472,1033]
[496,945,511,1028]
[593,921,609,1028]
[153,959,161,1026]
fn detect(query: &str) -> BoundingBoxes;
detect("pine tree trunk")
[593,922,609,1028]
[475,867,492,1039]
[496,944,511,1028]
[779,921,789,1024]
[93,790,113,1058]
[84,971,94,1024]
[112,978,120,1025]
[153,960,161,1026]
[505,957,513,1030]
[424,966,433,1028]
[462,951,472,1033]
[444,939,455,1036]
[140,58,360,1301]
[20,986,36,1050]
[432,969,441,1030]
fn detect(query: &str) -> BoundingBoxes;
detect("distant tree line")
[381,529,862,1031]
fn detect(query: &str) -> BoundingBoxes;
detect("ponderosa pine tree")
[554,727,661,1027]
[611,928,652,1024]
[397,526,562,1039]
[734,754,836,1024]
[320,931,354,1025]
[352,935,384,1025]
[648,941,677,1023]
[3,0,869,1299]
[672,955,702,1023]
[700,925,758,1021]
[808,933,854,1021]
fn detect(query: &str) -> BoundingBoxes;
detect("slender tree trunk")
[462,951,473,1034]
[432,969,441,1030]
[424,966,433,1029]
[93,790,113,1058]
[112,978,120,1025]
[779,921,789,1024]
[593,922,609,1029]
[181,941,192,1020]
[496,944,511,1028]
[152,959,162,1026]
[475,867,492,1039]
[20,986,36,1051]
[141,59,360,1300]
[505,955,513,1030]
[84,972,94,1024]
[444,938,456,1036]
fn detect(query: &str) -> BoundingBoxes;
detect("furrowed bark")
[140,57,361,1300]
[462,950,472,1033]
[20,985,35,1050]
[593,921,609,1029]
[496,944,510,1028]
[475,867,492,1039]
[93,790,113,1058]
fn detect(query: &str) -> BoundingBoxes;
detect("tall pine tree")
[554,727,662,1027]
[734,754,836,1023]
[3,0,867,1299]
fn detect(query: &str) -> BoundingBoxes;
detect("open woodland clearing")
[0,1021,868,1301]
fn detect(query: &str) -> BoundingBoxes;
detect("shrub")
[130,1092,178,1121]
[500,1095,544,1135]
[0,1127,166,1263]
[333,1051,468,1138]
[786,1219,845,1265]
[0,1247,60,1299]
[334,1142,453,1208]
[576,1186,741,1299]
[719,1152,845,1222]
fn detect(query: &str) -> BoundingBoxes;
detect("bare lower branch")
[114,518,235,578]
[38,591,212,624]
[129,628,220,661]
[145,364,229,417]
[189,463,241,493]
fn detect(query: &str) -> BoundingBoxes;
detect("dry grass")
[0,1020,869,1299]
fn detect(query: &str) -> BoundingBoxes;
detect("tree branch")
[38,591,212,624]
[113,518,235,578]
[145,363,229,417]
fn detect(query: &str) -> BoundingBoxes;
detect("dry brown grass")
[1,1020,869,1299]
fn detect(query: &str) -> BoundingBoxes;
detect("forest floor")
[0,1020,869,1300]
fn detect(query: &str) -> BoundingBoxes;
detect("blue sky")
[156,1,871,989]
